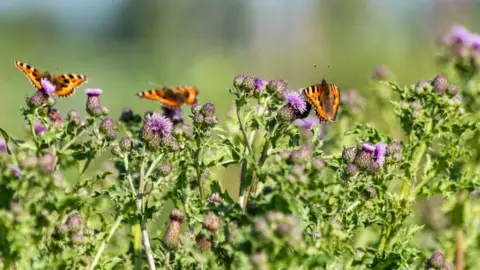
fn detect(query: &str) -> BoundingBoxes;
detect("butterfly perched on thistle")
[14,61,88,97]
[302,79,341,123]
[136,86,199,108]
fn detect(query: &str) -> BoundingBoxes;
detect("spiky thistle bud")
[66,213,84,232]
[204,212,220,233]
[162,209,185,250]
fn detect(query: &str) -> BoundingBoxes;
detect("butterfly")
[14,61,87,97]
[136,86,199,108]
[302,79,341,123]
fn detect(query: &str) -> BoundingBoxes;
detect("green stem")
[144,154,163,181]
[60,129,87,152]
[89,216,123,270]
[194,137,205,199]
[123,154,137,195]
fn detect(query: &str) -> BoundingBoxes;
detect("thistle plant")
[1,26,480,270]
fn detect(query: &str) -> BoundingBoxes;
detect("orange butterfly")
[303,79,341,123]
[136,86,199,108]
[14,61,87,97]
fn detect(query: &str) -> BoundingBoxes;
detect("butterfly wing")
[14,61,45,90]
[303,79,340,123]
[136,87,185,108]
[52,74,88,97]
[174,86,198,105]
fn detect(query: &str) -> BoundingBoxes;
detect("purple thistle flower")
[146,113,172,138]
[8,165,21,178]
[254,78,267,92]
[0,138,7,153]
[233,74,246,88]
[471,33,480,52]
[362,143,376,153]
[40,78,56,95]
[284,91,307,113]
[34,121,46,135]
[162,106,183,124]
[266,79,288,94]
[374,142,387,166]
[293,116,324,139]
[85,88,103,96]
[39,153,56,173]
[449,25,471,45]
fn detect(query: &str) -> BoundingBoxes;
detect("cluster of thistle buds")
[52,213,94,245]
[233,74,287,96]
[342,141,402,177]
[278,146,325,184]
[413,74,458,98]
[424,251,453,270]
[253,211,302,246]
[192,102,218,129]
[438,25,480,69]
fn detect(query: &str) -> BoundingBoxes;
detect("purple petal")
[34,121,46,135]
[471,33,480,51]
[374,142,387,166]
[0,138,6,153]
[40,78,56,95]
[254,78,267,92]
[85,88,103,96]
[362,143,376,153]
[8,165,21,178]
[284,91,307,113]
[450,25,471,44]
[147,113,173,137]
[293,116,318,130]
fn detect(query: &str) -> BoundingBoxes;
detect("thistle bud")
[195,233,211,251]
[66,213,84,232]
[162,209,185,250]
[203,212,220,233]
[39,153,56,173]
[119,136,133,152]
[342,147,357,163]
[159,162,172,176]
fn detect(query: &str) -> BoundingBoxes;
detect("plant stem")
[456,228,464,270]
[194,137,205,199]
[60,129,87,152]
[89,216,123,270]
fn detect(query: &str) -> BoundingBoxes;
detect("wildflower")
[371,65,391,80]
[254,78,267,92]
[40,78,56,95]
[162,209,185,249]
[471,33,480,53]
[354,150,374,169]
[85,88,103,117]
[414,80,430,94]
[346,163,358,177]
[71,232,84,244]
[39,153,56,173]
[119,136,133,152]
[99,118,116,141]
[449,25,471,45]
[446,84,458,97]
[119,107,134,122]
[233,74,246,88]
[312,158,326,171]
[195,233,211,251]
[0,138,6,153]
[426,251,444,269]
[207,193,224,205]
[8,165,21,178]
[173,123,193,138]
[158,162,172,176]
[162,106,183,124]
[342,147,357,163]
[266,79,287,94]
[204,212,220,233]
[67,109,82,126]
[277,104,297,122]
[200,103,216,118]
[144,113,172,139]
[284,91,307,114]
[374,142,387,166]
[66,213,84,232]
[34,121,46,136]
[191,103,201,114]
[241,76,256,92]
[431,74,448,95]
[293,116,324,139]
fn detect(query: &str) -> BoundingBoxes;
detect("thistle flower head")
[447,84,458,96]
[254,78,267,92]
[431,74,448,95]
[85,88,103,96]
[66,213,84,232]
[284,91,307,114]
[208,193,224,205]
[342,147,357,163]
[374,142,387,166]
[277,104,297,122]
[346,163,358,177]
[233,74,246,88]
[0,138,6,153]
[200,103,216,118]
[169,209,185,222]
[426,251,445,269]
[159,162,172,176]
[27,91,49,108]
[39,153,56,173]
[371,65,391,80]
[471,33,480,52]
[85,89,103,116]
[449,25,471,45]
[40,78,56,95]
[34,121,46,136]
[119,136,133,152]
[195,233,212,251]
[266,79,287,94]
[203,212,220,233]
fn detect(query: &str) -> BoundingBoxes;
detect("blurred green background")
[3,0,480,137]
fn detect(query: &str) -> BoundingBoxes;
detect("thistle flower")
[8,165,21,178]
[195,233,211,251]
[162,106,183,124]
[414,80,430,94]
[144,113,172,139]
[284,91,307,114]
[0,138,6,153]
[277,104,297,122]
[85,88,103,117]
[39,153,56,173]
[354,150,374,169]
[241,76,256,92]
[67,109,82,126]
[191,103,201,114]
[66,213,84,232]
[19,155,38,169]
[426,251,444,269]
[266,79,287,94]
[119,136,133,152]
[40,78,56,96]
[27,91,49,107]
[361,143,376,153]
[162,209,185,249]
[431,74,448,95]
[449,25,471,45]
[193,113,204,124]
[387,141,402,155]
[207,193,224,205]
[200,103,216,118]
[364,187,377,199]
[119,107,135,122]
[159,162,172,176]
[71,232,84,244]
[374,142,387,166]
[371,65,391,80]
[446,84,458,96]
[233,74,246,88]
[254,78,267,92]
[342,147,357,163]
[203,212,220,233]
[34,121,46,136]
[99,118,116,141]
[346,163,358,177]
